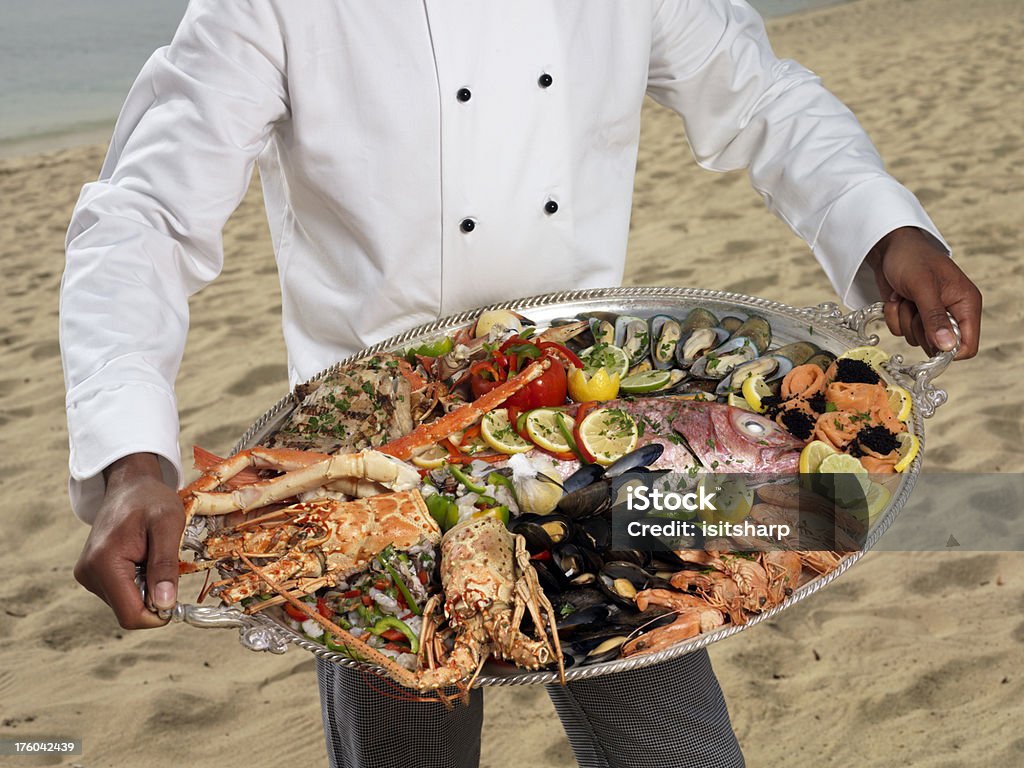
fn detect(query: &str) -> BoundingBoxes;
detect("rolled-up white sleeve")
[60,0,289,523]
[647,0,949,308]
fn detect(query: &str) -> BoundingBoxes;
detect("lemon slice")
[579,344,630,380]
[837,346,890,373]
[525,408,573,453]
[819,453,869,477]
[411,444,449,469]
[577,408,639,466]
[481,409,533,454]
[799,440,838,474]
[894,432,920,472]
[741,374,773,413]
[726,392,754,411]
[886,385,913,422]
[697,473,754,524]
[864,481,892,522]
[619,370,672,394]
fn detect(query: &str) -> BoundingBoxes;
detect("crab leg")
[379,358,551,460]
[182,446,331,496]
[183,450,421,518]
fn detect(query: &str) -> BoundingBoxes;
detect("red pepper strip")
[417,570,429,585]
[284,602,309,622]
[384,642,407,652]
[341,589,360,599]
[498,335,527,353]
[380,629,406,643]
[317,597,334,618]
[537,342,583,369]
[572,401,600,464]
[440,438,507,464]
[461,424,482,442]
[469,360,500,381]
[530,550,552,562]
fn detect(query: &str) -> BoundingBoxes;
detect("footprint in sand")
[906,554,999,598]
[90,651,173,680]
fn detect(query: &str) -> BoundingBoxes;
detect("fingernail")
[935,329,955,351]
[154,581,176,610]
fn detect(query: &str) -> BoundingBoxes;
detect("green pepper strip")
[487,471,520,510]
[383,561,421,616]
[425,492,457,529]
[450,464,488,494]
[368,617,420,654]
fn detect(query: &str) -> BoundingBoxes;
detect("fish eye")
[742,418,766,435]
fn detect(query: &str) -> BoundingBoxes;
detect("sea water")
[0,0,849,153]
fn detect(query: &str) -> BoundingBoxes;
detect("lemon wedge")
[894,432,920,472]
[481,409,533,454]
[577,408,639,466]
[697,473,754,524]
[741,373,773,413]
[886,385,913,422]
[726,392,754,411]
[579,344,630,379]
[567,367,621,402]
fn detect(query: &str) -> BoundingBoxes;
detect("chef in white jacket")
[62,2,981,767]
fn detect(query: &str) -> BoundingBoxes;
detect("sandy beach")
[1,0,1021,765]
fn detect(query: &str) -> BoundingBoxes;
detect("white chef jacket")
[61,0,947,523]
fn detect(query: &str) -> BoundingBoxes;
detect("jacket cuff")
[812,177,951,309]
[66,381,182,524]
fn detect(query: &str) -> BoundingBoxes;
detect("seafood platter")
[172,287,958,691]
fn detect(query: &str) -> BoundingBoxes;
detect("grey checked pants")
[317,650,745,768]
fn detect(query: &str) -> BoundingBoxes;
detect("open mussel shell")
[715,353,795,395]
[511,514,573,553]
[555,604,611,635]
[769,341,819,368]
[614,315,651,365]
[572,516,612,551]
[689,335,759,379]
[649,315,683,370]
[597,561,668,607]
[675,326,730,368]
[806,349,838,371]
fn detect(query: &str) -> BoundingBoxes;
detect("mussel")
[597,561,669,607]
[649,315,683,370]
[615,315,651,365]
[690,335,759,379]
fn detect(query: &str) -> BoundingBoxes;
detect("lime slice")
[579,344,630,379]
[726,392,754,411]
[577,408,639,466]
[799,440,838,474]
[619,370,672,394]
[818,452,871,506]
[894,432,920,472]
[525,408,573,453]
[407,336,453,358]
[741,374,773,413]
[837,346,890,372]
[886,385,913,422]
[481,409,533,454]
[411,444,449,469]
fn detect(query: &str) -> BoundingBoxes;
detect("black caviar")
[832,358,881,385]
[849,425,899,457]
[778,408,816,441]
[806,393,828,414]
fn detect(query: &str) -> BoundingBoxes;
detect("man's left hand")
[866,227,981,360]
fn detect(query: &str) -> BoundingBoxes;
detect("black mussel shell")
[555,603,610,635]
[557,478,612,519]
[597,561,655,606]
[604,443,665,477]
[561,463,606,495]
[601,548,650,567]
[512,514,573,553]
[562,629,633,667]
[550,587,607,616]
[572,516,611,552]
[533,559,570,594]
[551,543,588,581]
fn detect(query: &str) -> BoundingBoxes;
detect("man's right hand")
[74,453,184,629]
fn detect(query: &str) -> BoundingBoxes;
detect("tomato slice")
[283,602,310,622]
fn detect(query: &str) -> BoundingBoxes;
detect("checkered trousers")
[316,649,745,768]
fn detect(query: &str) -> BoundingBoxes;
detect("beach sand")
[1,0,1021,764]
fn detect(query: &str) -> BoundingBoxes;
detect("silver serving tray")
[171,287,959,685]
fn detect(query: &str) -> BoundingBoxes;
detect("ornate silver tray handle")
[172,288,959,683]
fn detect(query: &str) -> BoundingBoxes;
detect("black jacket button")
[544,200,559,215]
[538,73,553,88]
[457,88,472,102]
[460,218,476,233]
